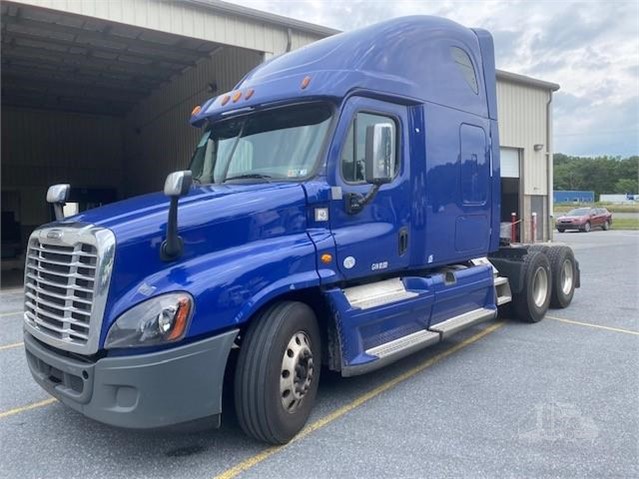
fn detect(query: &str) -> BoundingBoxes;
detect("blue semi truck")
[23,16,579,444]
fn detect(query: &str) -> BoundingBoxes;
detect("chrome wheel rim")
[280,331,314,413]
[532,266,549,308]
[560,259,574,295]
[585,222,590,232]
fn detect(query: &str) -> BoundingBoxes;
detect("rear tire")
[512,251,552,323]
[546,246,576,308]
[234,301,321,444]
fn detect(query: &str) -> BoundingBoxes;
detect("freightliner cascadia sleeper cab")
[23,16,579,444]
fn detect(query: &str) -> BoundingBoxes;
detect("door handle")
[399,227,408,256]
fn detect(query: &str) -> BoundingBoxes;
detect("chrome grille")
[23,225,115,355]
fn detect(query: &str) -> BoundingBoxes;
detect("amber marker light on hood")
[245,88,255,100]
[232,91,242,102]
[301,76,311,89]
[220,94,230,106]
[191,105,202,116]
[320,253,333,264]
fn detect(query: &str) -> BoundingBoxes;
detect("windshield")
[567,208,591,216]
[189,103,332,184]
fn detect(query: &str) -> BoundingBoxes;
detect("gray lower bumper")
[24,329,238,429]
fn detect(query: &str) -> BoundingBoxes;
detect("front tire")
[234,301,321,444]
[603,220,610,231]
[582,221,591,232]
[557,228,565,233]
[512,251,552,323]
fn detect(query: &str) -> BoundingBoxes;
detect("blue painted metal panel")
[428,264,496,327]
[553,190,594,203]
[192,16,491,126]
[324,264,494,371]
[423,103,493,266]
[325,277,436,369]
[326,96,411,279]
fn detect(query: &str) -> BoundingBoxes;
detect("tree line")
[553,154,638,198]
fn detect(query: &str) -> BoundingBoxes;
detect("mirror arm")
[345,183,382,215]
[53,203,65,221]
[161,197,183,261]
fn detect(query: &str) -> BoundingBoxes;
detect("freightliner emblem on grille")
[46,230,63,240]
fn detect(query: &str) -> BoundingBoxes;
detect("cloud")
[230,0,639,156]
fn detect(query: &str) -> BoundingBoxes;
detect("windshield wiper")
[223,173,274,183]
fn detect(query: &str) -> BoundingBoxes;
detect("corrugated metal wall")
[1,107,123,227]
[122,46,263,195]
[11,0,325,56]
[496,80,550,196]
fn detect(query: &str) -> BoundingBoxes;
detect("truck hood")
[65,182,305,243]
[57,182,310,319]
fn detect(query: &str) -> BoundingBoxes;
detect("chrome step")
[366,329,440,360]
[343,278,418,310]
[494,276,512,306]
[429,307,497,338]
[343,328,440,376]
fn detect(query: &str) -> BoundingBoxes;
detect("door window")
[341,112,398,183]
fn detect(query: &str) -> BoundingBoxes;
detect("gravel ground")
[0,230,637,479]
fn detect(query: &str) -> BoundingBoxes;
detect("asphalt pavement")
[0,230,637,479]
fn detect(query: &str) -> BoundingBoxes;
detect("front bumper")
[556,223,583,230]
[24,329,238,429]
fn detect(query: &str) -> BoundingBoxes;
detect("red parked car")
[556,207,612,232]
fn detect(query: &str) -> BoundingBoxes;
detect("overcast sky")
[228,0,639,157]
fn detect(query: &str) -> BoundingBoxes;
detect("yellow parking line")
[547,315,639,336]
[0,310,22,318]
[0,341,23,351]
[214,321,505,479]
[0,398,57,420]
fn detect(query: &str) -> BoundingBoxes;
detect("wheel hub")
[280,331,314,412]
[560,259,574,295]
[532,266,549,308]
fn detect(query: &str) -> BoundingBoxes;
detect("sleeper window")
[341,112,398,183]
[451,47,479,94]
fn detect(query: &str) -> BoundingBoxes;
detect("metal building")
[0,0,558,280]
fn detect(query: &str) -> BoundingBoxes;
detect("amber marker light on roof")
[232,91,242,102]
[191,105,202,116]
[245,88,255,100]
[220,95,230,106]
[301,76,311,89]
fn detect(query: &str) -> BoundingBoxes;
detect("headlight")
[105,293,194,349]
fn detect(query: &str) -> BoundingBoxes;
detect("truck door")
[328,97,411,280]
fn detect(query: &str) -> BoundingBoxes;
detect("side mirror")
[164,171,193,197]
[346,123,395,215]
[161,171,193,261]
[364,123,395,185]
[46,184,70,221]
